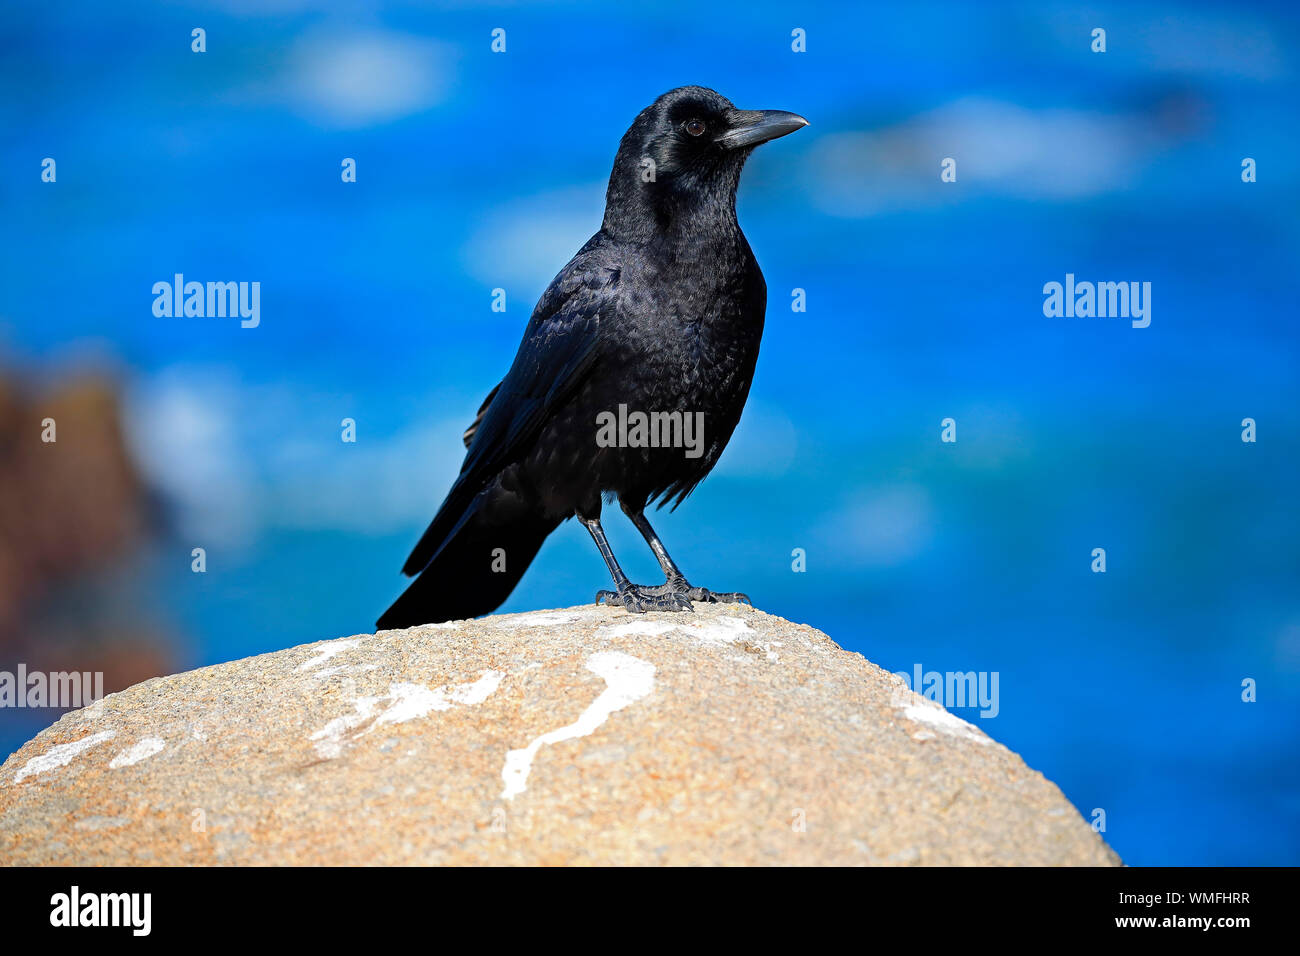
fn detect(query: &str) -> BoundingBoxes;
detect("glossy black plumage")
[377,86,806,629]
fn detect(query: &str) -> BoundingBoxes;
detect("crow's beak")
[717,109,809,150]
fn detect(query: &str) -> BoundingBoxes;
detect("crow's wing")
[401,244,617,576]
[461,383,499,449]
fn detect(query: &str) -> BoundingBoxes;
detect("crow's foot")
[595,584,693,613]
[640,576,751,606]
[682,587,751,605]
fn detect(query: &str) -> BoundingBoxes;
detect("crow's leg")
[621,503,752,606]
[581,514,692,613]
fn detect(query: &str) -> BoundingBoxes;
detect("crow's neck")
[602,163,745,250]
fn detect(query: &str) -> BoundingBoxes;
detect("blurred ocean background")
[1,0,1297,865]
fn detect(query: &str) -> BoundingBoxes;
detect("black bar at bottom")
[0,865,1281,942]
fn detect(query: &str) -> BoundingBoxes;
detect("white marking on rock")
[899,699,990,746]
[13,731,116,783]
[501,651,655,800]
[373,671,503,729]
[73,815,131,831]
[317,663,378,679]
[690,617,755,644]
[503,611,582,628]
[296,638,362,672]
[377,686,436,723]
[598,615,781,660]
[109,737,166,768]
[445,671,504,705]
[601,620,678,638]
[309,671,504,759]
[599,615,754,645]
[311,697,383,759]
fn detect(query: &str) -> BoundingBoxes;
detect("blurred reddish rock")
[0,369,176,705]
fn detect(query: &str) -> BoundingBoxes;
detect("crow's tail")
[376,502,560,630]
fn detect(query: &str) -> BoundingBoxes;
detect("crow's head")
[604,86,807,238]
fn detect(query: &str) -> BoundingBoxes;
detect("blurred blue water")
[2,0,1297,865]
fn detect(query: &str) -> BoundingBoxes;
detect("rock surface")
[0,604,1119,865]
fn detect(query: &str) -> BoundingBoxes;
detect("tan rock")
[0,604,1119,865]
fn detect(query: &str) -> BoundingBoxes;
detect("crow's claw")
[686,589,751,605]
[652,575,751,606]
[595,585,694,613]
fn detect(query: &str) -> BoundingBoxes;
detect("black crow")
[378,86,806,628]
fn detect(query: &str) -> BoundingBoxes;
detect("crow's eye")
[683,118,707,137]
